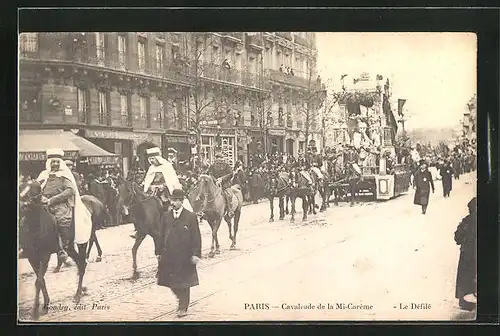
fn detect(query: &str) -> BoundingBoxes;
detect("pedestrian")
[439,158,454,197]
[454,197,477,311]
[413,160,435,214]
[155,188,202,318]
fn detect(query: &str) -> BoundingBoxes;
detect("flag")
[340,74,348,80]
[376,74,383,80]
[383,95,398,139]
[353,78,360,84]
[397,99,406,116]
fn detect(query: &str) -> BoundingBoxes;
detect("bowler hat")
[170,189,186,199]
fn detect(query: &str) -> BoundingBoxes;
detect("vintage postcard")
[18,32,477,322]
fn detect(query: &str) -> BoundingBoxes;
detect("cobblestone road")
[18,172,476,322]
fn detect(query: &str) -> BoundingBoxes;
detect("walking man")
[155,189,202,318]
[440,158,454,197]
[413,160,435,214]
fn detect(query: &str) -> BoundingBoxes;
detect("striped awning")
[19,130,118,164]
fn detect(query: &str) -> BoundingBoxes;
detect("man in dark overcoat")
[413,160,435,214]
[452,155,461,180]
[454,197,477,311]
[439,158,454,198]
[155,188,202,318]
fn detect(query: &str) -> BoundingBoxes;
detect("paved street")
[18,172,476,322]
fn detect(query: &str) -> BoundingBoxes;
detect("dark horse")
[288,169,314,222]
[247,169,266,204]
[264,170,292,222]
[88,179,117,226]
[188,174,243,257]
[19,181,90,319]
[116,176,163,279]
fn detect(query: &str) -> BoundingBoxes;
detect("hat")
[167,147,178,155]
[46,148,64,159]
[215,152,223,158]
[64,160,74,166]
[419,159,427,166]
[170,188,186,199]
[146,147,161,157]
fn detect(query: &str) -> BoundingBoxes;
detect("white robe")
[37,159,92,245]
[143,156,193,211]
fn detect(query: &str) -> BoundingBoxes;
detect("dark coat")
[413,169,435,206]
[156,208,202,289]
[454,211,477,298]
[440,164,454,194]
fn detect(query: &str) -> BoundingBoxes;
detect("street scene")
[18,32,477,322]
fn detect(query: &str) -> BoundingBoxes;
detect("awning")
[19,130,118,165]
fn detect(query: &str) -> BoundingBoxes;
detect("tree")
[298,42,327,149]
[185,33,233,168]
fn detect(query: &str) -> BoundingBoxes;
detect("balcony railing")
[246,34,264,48]
[221,32,244,41]
[198,62,262,88]
[266,69,323,89]
[294,34,309,47]
[276,32,293,40]
[20,47,193,85]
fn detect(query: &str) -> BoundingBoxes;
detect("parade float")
[330,73,411,200]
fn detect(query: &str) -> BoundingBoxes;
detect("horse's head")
[198,174,216,195]
[19,180,43,213]
[116,176,139,216]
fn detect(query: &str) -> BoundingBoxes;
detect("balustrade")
[276,32,293,40]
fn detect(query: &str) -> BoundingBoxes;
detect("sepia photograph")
[18,31,477,322]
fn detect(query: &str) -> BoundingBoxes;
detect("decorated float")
[329,73,411,200]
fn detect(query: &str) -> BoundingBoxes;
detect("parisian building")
[19,32,325,175]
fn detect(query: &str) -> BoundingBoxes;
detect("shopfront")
[84,129,161,177]
[162,133,191,163]
[267,129,285,154]
[201,127,236,165]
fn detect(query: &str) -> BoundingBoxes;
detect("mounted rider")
[36,148,92,269]
[208,150,235,219]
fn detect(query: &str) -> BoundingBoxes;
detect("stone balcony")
[245,33,264,49]
[219,32,244,42]
[276,32,293,40]
[265,69,326,91]
[294,34,309,47]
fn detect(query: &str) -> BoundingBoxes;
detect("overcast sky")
[316,33,477,130]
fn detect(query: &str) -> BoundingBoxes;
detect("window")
[77,87,88,123]
[276,51,282,69]
[212,46,219,64]
[98,91,108,125]
[120,94,128,116]
[156,44,164,74]
[248,57,256,74]
[138,41,146,71]
[139,96,147,117]
[171,45,179,60]
[95,33,105,65]
[20,33,38,53]
[118,35,127,69]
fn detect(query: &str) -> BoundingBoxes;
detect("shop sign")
[88,156,120,165]
[86,130,159,142]
[268,129,286,137]
[19,151,78,161]
[163,134,188,143]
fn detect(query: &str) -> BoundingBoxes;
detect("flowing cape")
[37,159,92,244]
[143,157,193,211]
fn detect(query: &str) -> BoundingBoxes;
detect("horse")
[264,169,292,222]
[19,180,90,318]
[116,176,163,279]
[80,195,106,263]
[288,168,314,222]
[88,179,117,226]
[188,174,243,257]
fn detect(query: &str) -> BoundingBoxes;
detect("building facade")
[19,32,324,174]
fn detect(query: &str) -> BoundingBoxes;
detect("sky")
[316,33,477,130]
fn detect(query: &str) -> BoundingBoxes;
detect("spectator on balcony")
[289,68,295,76]
[222,58,231,70]
[279,64,284,72]
[285,66,291,75]
[317,75,322,84]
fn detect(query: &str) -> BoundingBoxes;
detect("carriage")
[356,162,411,200]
